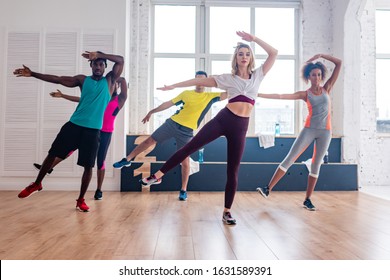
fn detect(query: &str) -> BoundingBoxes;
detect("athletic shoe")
[256,186,269,198]
[222,211,237,225]
[94,189,103,200]
[33,163,53,174]
[178,190,187,201]
[76,198,90,212]
[139,174,161,186]
[113,158,132,169]
[303,198,316,211]
[18,182,43,198]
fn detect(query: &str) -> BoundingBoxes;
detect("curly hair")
[231,43,255,75]
[301,62,327,83]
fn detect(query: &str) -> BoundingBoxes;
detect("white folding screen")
[42,31,79,174]
[1,30,115,177]
[4,32,40,174]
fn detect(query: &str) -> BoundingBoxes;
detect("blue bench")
[121,135,357,192]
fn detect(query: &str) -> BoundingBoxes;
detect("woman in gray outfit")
[257,54,342,211]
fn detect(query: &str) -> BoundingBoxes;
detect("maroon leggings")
[160,107,249,209]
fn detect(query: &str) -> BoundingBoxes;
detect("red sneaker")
[76,198,90,212]
[18,182,43,198]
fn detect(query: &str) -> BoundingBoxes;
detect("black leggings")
[97,131,112,170]
[161,107,249,209]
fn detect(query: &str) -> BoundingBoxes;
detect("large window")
[376,9,390,133]
[152,1,299,135]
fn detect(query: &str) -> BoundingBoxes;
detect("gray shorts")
[151,118,193,150]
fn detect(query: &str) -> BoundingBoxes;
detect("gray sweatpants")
[279,127,332,177]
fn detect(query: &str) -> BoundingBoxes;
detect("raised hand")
[49,89,63,98]
[13,65,32,77]
[236,31,255,42]
[141,112,152,124]
[81,51,98,61]
[306,54,322,63]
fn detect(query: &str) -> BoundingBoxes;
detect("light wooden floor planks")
[1,190,390,260]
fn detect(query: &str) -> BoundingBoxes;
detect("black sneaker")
[222,211,236,225]
[113,158,132,169]
[303,198,316,211]
[139,174,162,186]
[256,186,270,198]
[33,163,53,174]
[94,189,103,200]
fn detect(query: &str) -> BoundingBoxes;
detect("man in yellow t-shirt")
[113,71,227,201]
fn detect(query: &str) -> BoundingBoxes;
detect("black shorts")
[48,121,100,168]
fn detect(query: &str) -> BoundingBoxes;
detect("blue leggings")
[280,127,331,177]
[160,107,249,209]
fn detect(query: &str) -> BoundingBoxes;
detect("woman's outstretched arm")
[157,77,217,91]
[258,91,306,100]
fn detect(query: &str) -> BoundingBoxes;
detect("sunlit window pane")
[255,59,296,134]
[153,58,195,128]
[255,8,295,55]
[152,4,298,135]
[376,10,390,133]
[376,11,390,54]
[376,59,390,133]
[210,7,250,54]
[154,6,196,53]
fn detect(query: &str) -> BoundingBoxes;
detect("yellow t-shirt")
[170,90,221,130]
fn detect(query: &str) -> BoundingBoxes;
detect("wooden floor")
[1,189,390,260]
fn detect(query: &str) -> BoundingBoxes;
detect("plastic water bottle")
[275,123,280,136]
[323,151,329,164]
[198,148,204,164]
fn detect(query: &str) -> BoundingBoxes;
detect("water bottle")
[323,151,329,164]
[198,148,204,164]
[275,123,280,136]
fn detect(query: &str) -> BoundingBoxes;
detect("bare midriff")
[226,102,253,117]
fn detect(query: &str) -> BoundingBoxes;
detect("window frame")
[151,0,301,136]
[375,8,390,134]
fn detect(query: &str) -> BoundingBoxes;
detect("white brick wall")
[128,0,152,135]
[301,0,333,57]
[359,0,390,186]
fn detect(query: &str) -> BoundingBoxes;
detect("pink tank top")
[101,95,119,132]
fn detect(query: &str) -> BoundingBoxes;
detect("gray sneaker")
[140,174,162,186]
[222,211,236,225]
[303,198,316,211]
